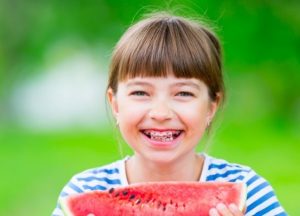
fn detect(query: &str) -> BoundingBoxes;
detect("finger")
[209,208,221,216]
[216,203,233,216]
[229,203,244,216]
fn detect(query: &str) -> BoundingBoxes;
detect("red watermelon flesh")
[60,182,246,216]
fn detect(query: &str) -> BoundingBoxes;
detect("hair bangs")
[117,17,216,84]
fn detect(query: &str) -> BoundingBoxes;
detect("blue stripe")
[77,176,121,185]
[228,175,245,182]
[255,202,280,215]
[68,182,84,193]
[276,212,288,216]
[246,191,274,213]
[91,168,119,174]
[82,184,107,191]
[208,163,228,169]
[208,163,244,170]
[60,191,69,197]
[206,169,245,181]
[247,181,269,199]
[246,174,260,186]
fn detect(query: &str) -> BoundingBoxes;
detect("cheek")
[184,114,207,135]
[182,109,208,143]
[119,102,148,117]
[117,102,148,129]
[175,102,209,127]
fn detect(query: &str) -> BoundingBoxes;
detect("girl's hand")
[209,203,244,216]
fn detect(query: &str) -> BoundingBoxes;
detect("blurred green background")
[1,0,299,215]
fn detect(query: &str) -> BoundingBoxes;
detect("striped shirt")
[52,154,287,216]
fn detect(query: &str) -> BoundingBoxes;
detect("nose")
[148,100,173,122]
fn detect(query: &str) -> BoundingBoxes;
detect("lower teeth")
[150,135,173,142]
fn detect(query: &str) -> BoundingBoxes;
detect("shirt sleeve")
[244,170,287,216]
[51,175,85,216]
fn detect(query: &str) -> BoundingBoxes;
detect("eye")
[130,91,148,96]
[176,91,194,97]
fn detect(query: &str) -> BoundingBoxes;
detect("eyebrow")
[172,81,201,90]
[126,81,152,88]
[125,80,201,90]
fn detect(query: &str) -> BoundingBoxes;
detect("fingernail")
[216,203,226,210]
[209,208,218,216]
[229,203,238,211]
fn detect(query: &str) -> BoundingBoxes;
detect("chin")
[142,152,181,165]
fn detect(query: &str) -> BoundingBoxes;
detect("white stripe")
[207,157,230,165]
[79,181,110,188]
[52,207,63,216]
[207,156,248,169]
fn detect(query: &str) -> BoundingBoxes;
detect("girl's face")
[107,74,219,164]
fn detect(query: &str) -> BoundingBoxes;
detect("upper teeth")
[142,130,182,142]
[143,130,181,137]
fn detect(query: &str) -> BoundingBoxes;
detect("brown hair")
[107,11,224,103]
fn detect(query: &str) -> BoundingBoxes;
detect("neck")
[125,153,204,184]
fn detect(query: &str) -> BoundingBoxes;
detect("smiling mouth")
[141,129,183,142]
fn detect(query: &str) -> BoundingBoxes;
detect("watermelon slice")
[60,182,246,216]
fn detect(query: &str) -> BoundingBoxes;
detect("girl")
[52,12,287,216]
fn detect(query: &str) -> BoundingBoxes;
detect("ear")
[107,88,119,118]
[207,92,222,121]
